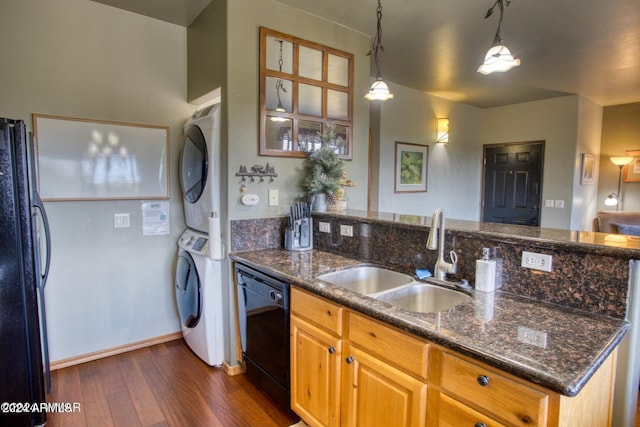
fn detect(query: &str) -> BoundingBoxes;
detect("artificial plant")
[302,125,344,199]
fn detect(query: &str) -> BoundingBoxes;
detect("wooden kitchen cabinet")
[341,343,427,426]
[290,287,617,427]
[291,288,344,427]
[428,346,617,427]
[291,288,428,427]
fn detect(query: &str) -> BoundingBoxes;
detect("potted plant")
[302,125,345,212]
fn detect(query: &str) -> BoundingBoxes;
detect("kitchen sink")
[316,266,415,295]
[375,283,470,313]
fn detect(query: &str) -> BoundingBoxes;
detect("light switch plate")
[268,189,278,206]
[114,213,130,228]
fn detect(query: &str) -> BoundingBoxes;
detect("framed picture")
[624,150,640,182]
[33,114,169,201]
[580,153,595,185]
[394,141,428,193]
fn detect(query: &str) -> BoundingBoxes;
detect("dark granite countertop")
[230,248,629,397]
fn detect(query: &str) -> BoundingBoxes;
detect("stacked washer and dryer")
[175,100,226,366]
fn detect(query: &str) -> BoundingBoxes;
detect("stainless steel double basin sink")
[317,266,470,313]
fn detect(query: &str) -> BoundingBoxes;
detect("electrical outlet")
[517,326,547,348]
[554,199,565,209]
[319,222,331,233]
[521,251,553,272]
[340,225,353,237]
[114,213,130,228]
[268,189,278,206]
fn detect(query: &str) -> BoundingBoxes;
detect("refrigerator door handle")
[32,190,51,288]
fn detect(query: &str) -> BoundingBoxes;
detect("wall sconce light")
[436,118,449,144]
[605,156,633,210]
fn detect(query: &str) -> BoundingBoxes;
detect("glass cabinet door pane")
[327,89,349,120]
[265,77,293,112]
[265,118,294,151]
[328,54,349,86]
[298,83,322,117]
[265,36,293,73]
[298,121,323,152]
[299,46,323,80]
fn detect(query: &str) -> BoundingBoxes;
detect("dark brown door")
[482,142,544,225]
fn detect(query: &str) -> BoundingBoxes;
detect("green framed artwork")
[394,141,428,193]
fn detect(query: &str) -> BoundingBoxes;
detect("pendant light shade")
[478,0,520,75]
[365,0,393,101]
[365,77,394,101]
[477,44,521,74]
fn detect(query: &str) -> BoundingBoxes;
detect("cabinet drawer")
[291,287,343,336]
[439,351,548,427]
[437,393,506,427]
[348,312,428,380]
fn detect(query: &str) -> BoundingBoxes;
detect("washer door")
[180,125,208,204]
[175,251,202,328]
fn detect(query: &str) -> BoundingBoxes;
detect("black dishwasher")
[236,263,290,409]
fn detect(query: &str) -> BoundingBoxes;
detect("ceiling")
[91,0,640,108]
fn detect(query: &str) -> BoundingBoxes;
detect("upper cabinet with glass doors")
[259,27,354,158]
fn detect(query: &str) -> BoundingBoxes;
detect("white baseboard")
[50,331,183,371]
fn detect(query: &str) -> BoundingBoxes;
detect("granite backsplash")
[230,211,636,319]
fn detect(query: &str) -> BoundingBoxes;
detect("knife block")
[285,218,313,251]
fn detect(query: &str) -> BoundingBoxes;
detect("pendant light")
[477,0,521,75]
[365,0,394,101]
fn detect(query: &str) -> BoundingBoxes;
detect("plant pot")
[328,199,347,211]
[311,193,328,212]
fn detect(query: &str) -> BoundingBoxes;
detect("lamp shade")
[365,77,394,101]
[436,118,449,143]
[610,156,633,166]
[604,193,619,206]
[477,44,521,75]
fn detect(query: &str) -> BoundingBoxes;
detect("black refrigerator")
[0,118,51,427]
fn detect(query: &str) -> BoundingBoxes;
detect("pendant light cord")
[367,0,385,78]
[484,0,511,46]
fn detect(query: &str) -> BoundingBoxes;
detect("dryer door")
[180,125,208,204]
[175,251,202,328]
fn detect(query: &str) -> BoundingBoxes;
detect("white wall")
[0,0,191,361]
[482,96,581,229]
[226,0,371,220]
[373,83,484,219]
[571,98,603,230]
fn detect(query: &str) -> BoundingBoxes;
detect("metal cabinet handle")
[477,375,490,387]
[328,347,336,354]
[475,423,487,427]
[345,356,354,364]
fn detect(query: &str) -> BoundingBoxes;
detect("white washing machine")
[180,102,221,234]
[175,228,224,366]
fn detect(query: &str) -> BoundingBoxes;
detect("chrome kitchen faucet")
[427,208,458,280]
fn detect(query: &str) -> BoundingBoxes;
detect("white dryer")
[180,102,221,234]
[175,228,224,366]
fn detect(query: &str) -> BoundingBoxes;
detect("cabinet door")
[291,315,342,427]
[342,345,427,427]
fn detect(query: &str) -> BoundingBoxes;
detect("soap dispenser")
[475,248,496,292]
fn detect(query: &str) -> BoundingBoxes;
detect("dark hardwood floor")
[46,339,300,427]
